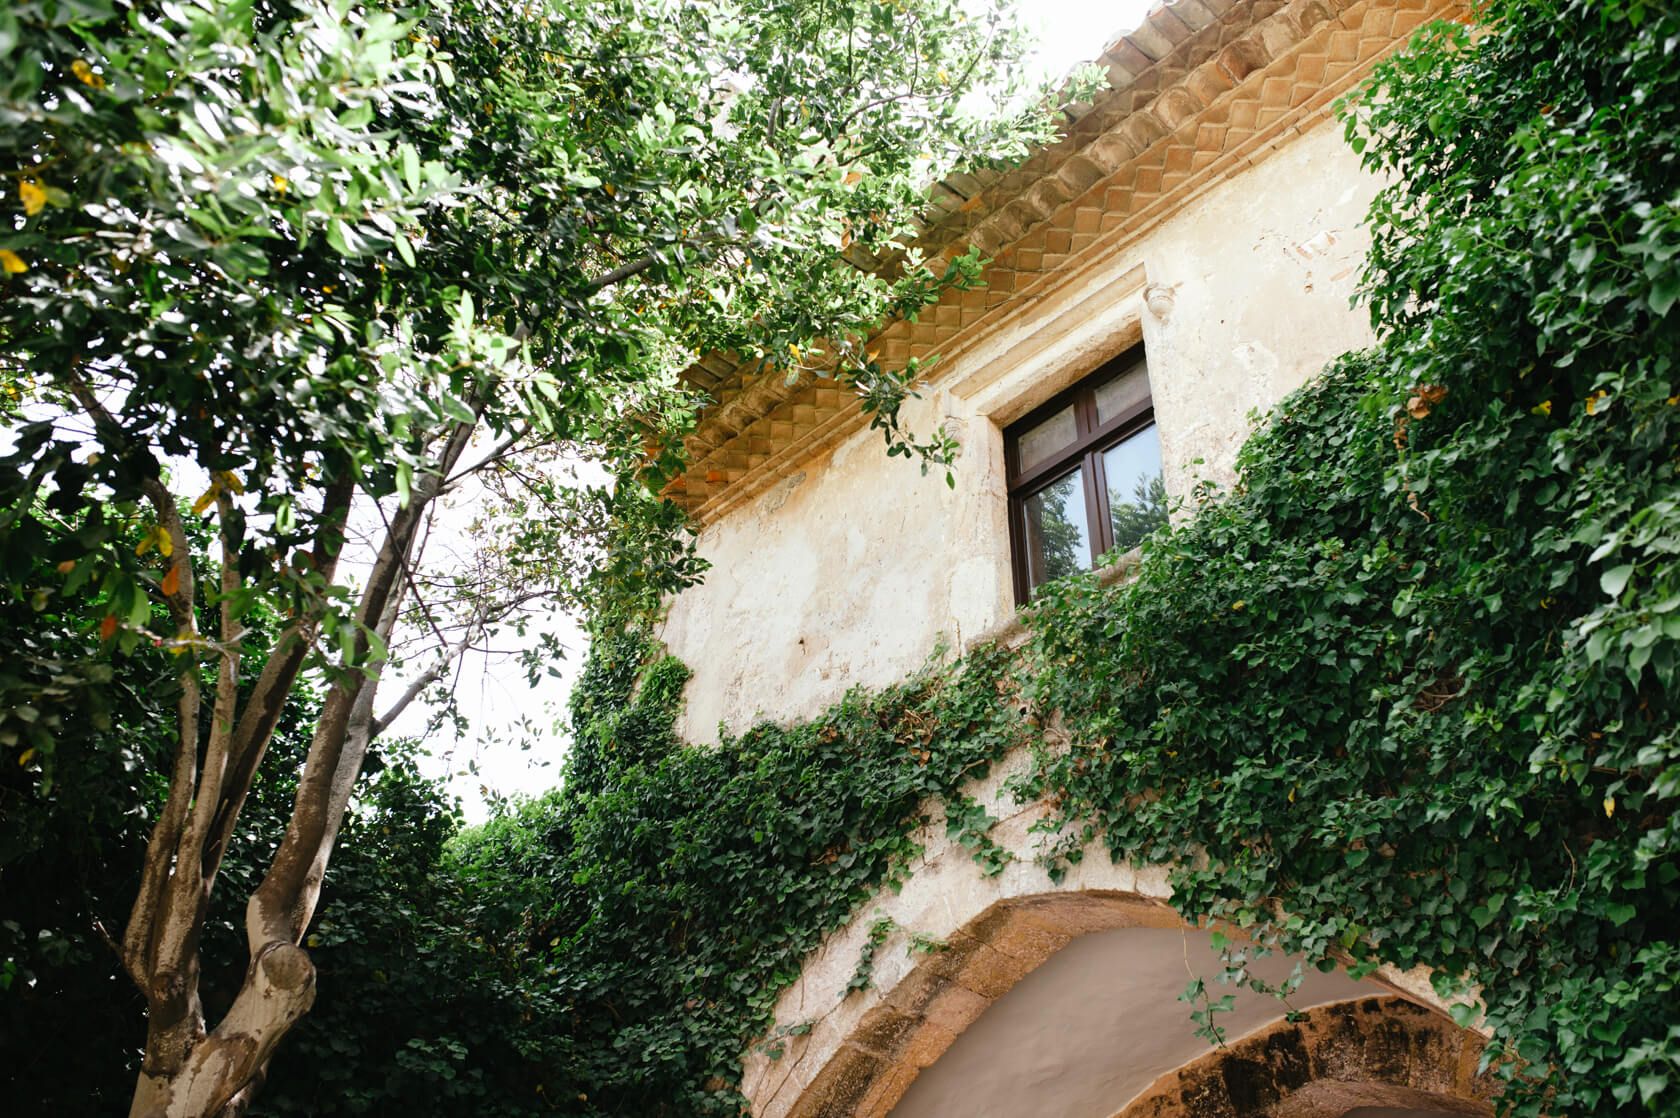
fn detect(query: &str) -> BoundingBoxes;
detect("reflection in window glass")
[1021,467,1091,594]
[1103,423,1168,552]
[1016,404,1077,474]
[1094,358,1151,425]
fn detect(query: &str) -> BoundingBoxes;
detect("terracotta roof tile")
[672,0,1464,521]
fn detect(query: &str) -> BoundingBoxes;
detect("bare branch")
[444,420,536,487]
[587,253,657,291]
[202,471,357,885]
[60,371,208,1018]
[248,417,480,948]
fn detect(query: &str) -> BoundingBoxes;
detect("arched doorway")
[754,893,1493,1118]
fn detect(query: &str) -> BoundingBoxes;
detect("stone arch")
[741,747,1478,1118]
[750,892,1489,1118]
[1116,998,1494,1118]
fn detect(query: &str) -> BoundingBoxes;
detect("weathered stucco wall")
[738,740,1484,1118]
[659,120,1381,740]
[883,927,1372,1118]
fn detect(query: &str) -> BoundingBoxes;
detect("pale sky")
[1022,0,1160,82]
[417,0,1165,821]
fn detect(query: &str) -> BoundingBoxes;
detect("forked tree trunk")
[117,418,480,1117]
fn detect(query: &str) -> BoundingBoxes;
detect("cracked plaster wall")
[659,121,1382,741]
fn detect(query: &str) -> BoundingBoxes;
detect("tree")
[0,0,1067,1112]
[1106,473,1167,553]
[0,510,334,1110]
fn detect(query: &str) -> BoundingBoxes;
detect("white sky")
[1021,0,1160,83]
[415,0,1164,821]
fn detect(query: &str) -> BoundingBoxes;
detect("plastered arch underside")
[753,890,1496,1118]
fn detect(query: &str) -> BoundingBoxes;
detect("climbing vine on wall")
[439,633,1032,1115]
[1016,0,1680,1112]
[200,1,1680,1113]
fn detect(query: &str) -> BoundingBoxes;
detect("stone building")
[660,1,1496,1115]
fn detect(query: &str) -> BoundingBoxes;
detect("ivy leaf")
[1649,272,1680,316]
[1601,564,1634,597]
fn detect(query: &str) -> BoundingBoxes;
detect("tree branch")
[587,253,657,291]
[369,585,551,739]
[202,470,356,886]
[247,417,479,948]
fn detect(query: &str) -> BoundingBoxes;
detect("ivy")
[943,793,1014,876]
[428,634,1032,1115]
[10,1,1662,1113]
[848,912,950,995]
[455,7,1680,1109]
[1011,1,1680,1112]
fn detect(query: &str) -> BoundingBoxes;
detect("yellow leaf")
[161,565,180,596]
[70,59,107,89]
[18,748,36,767]
[192,486,218,515]
[1604,796,1615,818]
[155,527,172,558]
[136,531,154,556]
[0,249,26,274]
[19,180,46,216]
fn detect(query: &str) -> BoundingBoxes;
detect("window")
[1005,348,1166,603]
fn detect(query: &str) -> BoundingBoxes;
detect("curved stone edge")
[1114,996,1497,1118]
[743,743,1478,1118]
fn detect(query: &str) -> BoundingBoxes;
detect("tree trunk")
[129,943,316,1118]
[122,421,479,1116]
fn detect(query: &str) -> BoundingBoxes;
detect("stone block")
[785,1043,887,1118]
[901,1020,958,1069]
[849,1005,919,1058]
[920,981,992,1035]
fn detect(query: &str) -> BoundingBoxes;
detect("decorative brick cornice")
[672,0,1458,522]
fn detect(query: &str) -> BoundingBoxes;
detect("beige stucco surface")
[739,740,1475,1118]
[884,927,1369,1118]
[660,120,1382,741]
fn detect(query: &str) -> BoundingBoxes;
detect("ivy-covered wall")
[539,2,1680,1113]
[261,2,1680,1114]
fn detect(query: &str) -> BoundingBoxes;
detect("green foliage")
[230,4,1679,1113]
[0,0,1069,1105]
[7,2,1678,1115]
[0,0,1071,649]
[847,912,948,996]
[1013,2,1680,1111]
[0,520,327,1109]
[376,633,1031,1116]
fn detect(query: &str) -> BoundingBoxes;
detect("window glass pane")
[1015,403,1077,474]
[1021,466,1092,593]
[1102,423,1167,552]
[1094,358,1151,425]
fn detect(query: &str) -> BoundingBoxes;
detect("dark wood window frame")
[1005,347,1157,605]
